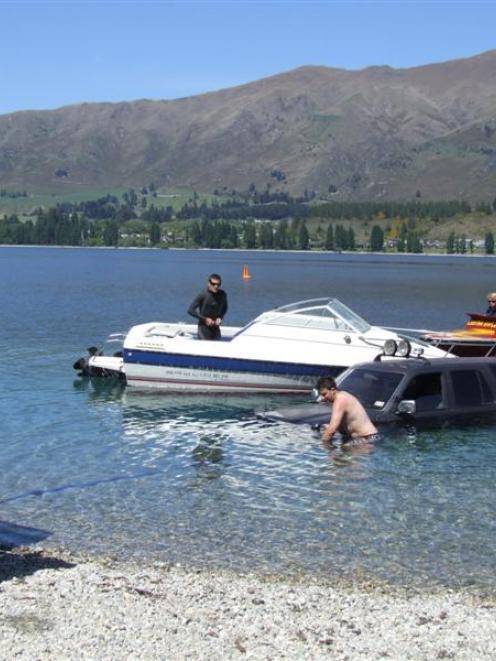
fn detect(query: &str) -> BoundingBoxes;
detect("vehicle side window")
[401,373,444,411]
[338,369,403,408]
[450,370,494,407]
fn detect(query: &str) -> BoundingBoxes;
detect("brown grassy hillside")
[1,50,496,200]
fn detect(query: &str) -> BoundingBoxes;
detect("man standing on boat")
[316,376,381,447]
[188,273,228,340]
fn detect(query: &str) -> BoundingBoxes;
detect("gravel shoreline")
[1,546,495,660]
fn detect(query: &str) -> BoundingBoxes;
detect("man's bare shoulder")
[337,391,356,406]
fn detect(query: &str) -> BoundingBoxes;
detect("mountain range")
[1,50,496,201]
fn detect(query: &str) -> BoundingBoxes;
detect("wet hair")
[316,376,337,393]
[209,273,222,284]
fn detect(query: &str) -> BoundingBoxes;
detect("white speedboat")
[74,298,451,393]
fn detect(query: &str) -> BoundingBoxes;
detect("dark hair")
[316,376,337,393]
[209,273,221,283]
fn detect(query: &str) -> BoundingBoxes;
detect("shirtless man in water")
[316,376,380,447]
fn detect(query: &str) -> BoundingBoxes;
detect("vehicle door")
[446,367,496,425]
[396,371,447,426]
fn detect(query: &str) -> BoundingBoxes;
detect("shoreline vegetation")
[1,545,495,659]
[1,186,496,255]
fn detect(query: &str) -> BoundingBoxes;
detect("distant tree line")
[0,189,27,198]
[176,200,310,222]
[1,185,496,252]
[324,224,356,251]
[446,232,473,254]
[178,194,485,224]
[367,222,423,253]
[0,209,315,251]
[308,199,474,221]
[188,218,312,250]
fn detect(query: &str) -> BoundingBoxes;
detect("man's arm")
[188,292,205,321]
[221,293,228,318]
[216,292,228,324]
[322,396,345,444]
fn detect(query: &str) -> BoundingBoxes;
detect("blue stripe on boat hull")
[124,348,335,377]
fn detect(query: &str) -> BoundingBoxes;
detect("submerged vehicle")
[74,298,451,393]
[421,313,496,357]
[261,356,496,429]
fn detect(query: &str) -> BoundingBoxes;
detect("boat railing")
[385,326,436,337]
[385,326,452,350]
[421,335,496,357]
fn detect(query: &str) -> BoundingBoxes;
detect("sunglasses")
[209,281,221,287]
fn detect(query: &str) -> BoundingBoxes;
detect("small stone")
[234,637,246,654]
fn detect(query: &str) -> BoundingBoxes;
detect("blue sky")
[1,0,495,114]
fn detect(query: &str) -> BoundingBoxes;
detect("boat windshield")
[260,298,372,333]
[338,367,403,409]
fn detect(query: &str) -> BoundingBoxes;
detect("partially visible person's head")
[316,376,337,400]
[488,292,496,308]
[208,273,222,290]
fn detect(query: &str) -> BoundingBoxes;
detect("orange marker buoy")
[242,264,251,280]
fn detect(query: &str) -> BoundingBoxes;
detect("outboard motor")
[73,346,102,377]
[73,346,124,379]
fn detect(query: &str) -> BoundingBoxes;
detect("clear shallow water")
[1,247,496,591]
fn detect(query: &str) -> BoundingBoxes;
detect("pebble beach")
[1,547,495,660]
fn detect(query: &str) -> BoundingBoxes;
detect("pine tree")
[485,231,495,255]
[243,222,257,249]
[446,232,455,254]
[149,223,161,245]
[370,225,384,251]
[325,224,334,250]
[298,222,310,250]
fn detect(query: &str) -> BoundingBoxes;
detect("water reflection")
[73,376,126,402]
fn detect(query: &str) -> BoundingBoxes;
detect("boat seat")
[147,327,194,339]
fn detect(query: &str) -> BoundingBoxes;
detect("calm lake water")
[1,246,496,591]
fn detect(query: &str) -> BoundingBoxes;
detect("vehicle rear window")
[401,373,444,411]
[451,370,494,407]
[338,368,403,408]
